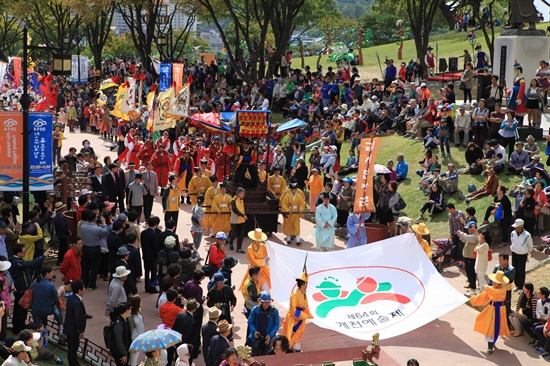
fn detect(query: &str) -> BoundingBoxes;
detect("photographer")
[206,273,236,340]
[247,292,280,356]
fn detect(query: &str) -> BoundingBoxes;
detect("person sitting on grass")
[423,128,438,150]
[417,183,445,222]
[461,166,499,203]
[463,142,484,175]
[415,149,433,177]
[506,141,530,176]
[419,167,440,195]
[437,163,459,194]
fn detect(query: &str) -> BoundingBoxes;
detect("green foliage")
[335,0,373,19]
[103,33,139,59]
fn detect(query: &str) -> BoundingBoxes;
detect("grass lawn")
[335,135,527,241]
[299,22,550,80]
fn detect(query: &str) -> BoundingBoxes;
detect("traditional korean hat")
[295,253,309,282]
[488,270,509,285]
[248,228,267,242]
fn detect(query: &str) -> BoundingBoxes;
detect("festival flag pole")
[375,51,383,78]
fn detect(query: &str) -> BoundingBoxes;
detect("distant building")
[200,30,223,54]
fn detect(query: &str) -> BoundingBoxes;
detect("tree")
[154,5,197,62]
[405,0,441,60]
[315,14,356,67]
[69,0,115,73]
[13,0,84,54]
[438,1,460,31]
[0,1,23,61]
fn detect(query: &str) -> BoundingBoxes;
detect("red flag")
[140,73,146,81]
[112,75,120,84]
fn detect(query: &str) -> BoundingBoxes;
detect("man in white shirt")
[454,105,472,147]
[509,219,533,293]
[491,139,507,174]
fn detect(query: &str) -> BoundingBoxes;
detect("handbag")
[18,282,34,310]
[459,82,465,91]
[494,204,503,220]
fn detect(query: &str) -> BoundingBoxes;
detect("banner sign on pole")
[172,63,184,91]
[159,63,172,92]
[71,56,89,83]
[353,137,381,213]
[267,235,466,340]
[79,56,88,83]
[0,112,23,191]
[0,62,8,85]
[28,112,53,191]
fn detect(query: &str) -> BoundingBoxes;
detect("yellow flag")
[153,86,176,132]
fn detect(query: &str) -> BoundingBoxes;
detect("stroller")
[536,235,550,255]
[431,238,454,273]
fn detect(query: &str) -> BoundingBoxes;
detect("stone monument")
[493,0,550,91]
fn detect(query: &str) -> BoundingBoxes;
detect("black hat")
[134,173,142,179]
[210,175,218,183]
[290,183,298,189]
[322,192,331,199]
[194,167,201,172]
[273,166,282,172]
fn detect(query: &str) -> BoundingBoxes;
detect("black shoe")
[230,244,234,250]
[237,249,245,254]
[296,242,302,246]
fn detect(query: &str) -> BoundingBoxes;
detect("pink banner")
[13,57,21,88]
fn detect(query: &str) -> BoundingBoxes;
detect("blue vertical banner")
[28,112,53,191]
[159,63,172,92]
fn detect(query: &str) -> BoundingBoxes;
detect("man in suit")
[142,162,158,221]
[202,307,220,364]
[107,221,125,276]
[140,216,160,293]
[90,166,104,201]
[172,298,200,363]
[207,320,232,366]
[122,233,141,294]
[102,164,120,213]
[64,279,87,366]
[157,219,179,252]
[114,159,126,212]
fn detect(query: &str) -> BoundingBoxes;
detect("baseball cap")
[216,232,227,240]
[465,221,477,229]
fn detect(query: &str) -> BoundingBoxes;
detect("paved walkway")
[53,129,550,366]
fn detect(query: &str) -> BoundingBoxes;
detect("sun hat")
[113,266,131,278]
[216,319,232,333]
[116,246,130,256]
[488,270,509,285]
[248,228,267,242]
[212,272,227,285]
[54,202,66,211]
[208,307,221,319]
[80,189,92,195]
[104,201,116,211]
[11,341,31,352]
[532,155,541,161]
[259,292,273,302]
[221,256,239,270]
[164,236,177,248]
[511,219,524,228]
[186,298,199,311]
[0,261,11,271]
[411,222,430,236]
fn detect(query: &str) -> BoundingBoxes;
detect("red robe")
[136,143,155,166]
[150,151,171,187]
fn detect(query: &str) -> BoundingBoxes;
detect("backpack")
[103,318,121,350]
[157,251,169,277]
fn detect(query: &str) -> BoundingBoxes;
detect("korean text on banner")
[0,112,23,191]
[267,235,466,341]
[353,137,381,213]
[159,63,172,92]
[28,112,54,191]
[237,111,270,137]
[172,63,184,91]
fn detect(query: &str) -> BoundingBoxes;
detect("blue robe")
[346,213,371,248]
[315,203,337,249]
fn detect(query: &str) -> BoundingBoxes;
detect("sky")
[535,0,548,15]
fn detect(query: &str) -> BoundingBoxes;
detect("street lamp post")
[20,28,71,221]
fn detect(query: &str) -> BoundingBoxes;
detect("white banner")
[267,234,466,340]
[71,56,88,83]
[0,62,8,85]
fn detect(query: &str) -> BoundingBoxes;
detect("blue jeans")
[192,231,203,249]
[439,137,450,155]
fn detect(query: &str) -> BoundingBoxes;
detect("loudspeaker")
[439,58,448,73]
[449,57,458,72]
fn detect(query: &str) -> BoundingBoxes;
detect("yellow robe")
[267,175,286,197]
[281,191,305,236]
[187,175,212,206]
[211,193,232,234]
[258,170,267,183]
[239,242,271,291]
[204,185,219,230]
[201,169,212,178]
[21,226,43,261]
[282,289,313,347]
[470,285,510,341]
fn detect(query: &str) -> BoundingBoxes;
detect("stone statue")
[506,0,538,30]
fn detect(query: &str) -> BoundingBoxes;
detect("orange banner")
[0,112,24,191]
[237,111,270,137]
[172,63,184,92]
[353,137,382,213]
[13,57,21,88]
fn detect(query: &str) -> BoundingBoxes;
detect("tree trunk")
[438,1,456,31]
